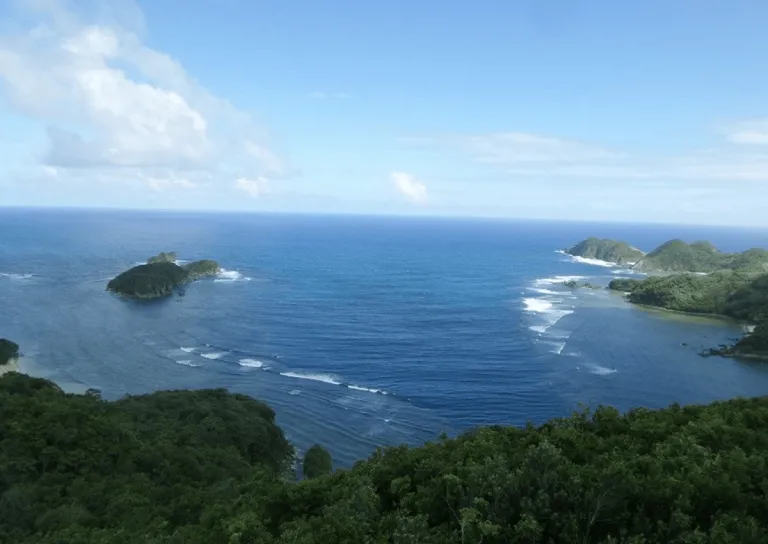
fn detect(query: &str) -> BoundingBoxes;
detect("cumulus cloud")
[0,0,286,192]
[391,172,427,203]
[235,177,271,198]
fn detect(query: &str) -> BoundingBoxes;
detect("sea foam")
[238,358,265,368]
[568,255,615,267]
[215,269,252,282]
[280,371,342,385]
[200,352,226,360]
[587,364,618,376]
[0,272,33,280]
[523,298,554,313]
[533,275,585,287]
[279,371,388,394]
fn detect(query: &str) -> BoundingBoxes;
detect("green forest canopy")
[2,371,768,543]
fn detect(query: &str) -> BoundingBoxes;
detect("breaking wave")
[279,371,389,395]
[215,269,252,283]
[238,358,265,368]
[200,352,226,360]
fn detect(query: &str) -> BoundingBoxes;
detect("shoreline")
[631,303,745,324]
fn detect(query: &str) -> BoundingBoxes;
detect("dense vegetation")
[565,238,644,264]
[106,262,190,299]
[606,278,642,292]
[302,444,333,479]
[107,255,221,299]
[147,251,178,264]
[3,372,768,542]
[183,259,221,279]
[608,272,768,358]
[632,240,768,274]
[0,339,19,366]
[727,322,768,357]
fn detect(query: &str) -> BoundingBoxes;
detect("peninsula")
[106,253,221,299]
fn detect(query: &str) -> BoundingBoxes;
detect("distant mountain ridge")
[566,237,768,274]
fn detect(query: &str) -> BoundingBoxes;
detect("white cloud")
[391,172,427,203]
[724,118,768,145]
[0,0,286,193]
[235,176,271,198]
[402,129,768,182]
[449,132,621,165]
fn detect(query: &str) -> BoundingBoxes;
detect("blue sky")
[1,0,768,225]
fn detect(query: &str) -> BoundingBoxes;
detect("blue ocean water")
[3,209,768,466]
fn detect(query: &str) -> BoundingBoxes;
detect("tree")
[302,444,333,479]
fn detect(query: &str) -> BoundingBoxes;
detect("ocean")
[3,208,768,466]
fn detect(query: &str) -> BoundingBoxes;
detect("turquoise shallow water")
[2,209,768,466]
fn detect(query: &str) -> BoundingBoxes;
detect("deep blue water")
[3,209,768,466]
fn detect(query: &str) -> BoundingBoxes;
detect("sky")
[1,0,767,226]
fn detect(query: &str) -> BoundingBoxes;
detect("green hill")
[565,237,644,264]
[632,240,768,274]
[2,371,768,542]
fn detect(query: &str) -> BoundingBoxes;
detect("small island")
[107,253,222,299]
[564,237,644,264]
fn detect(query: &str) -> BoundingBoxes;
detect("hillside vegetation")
[566,237,768,274]
[3,371,768,542]
[565,238,644,264]
[632,240,768,274]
